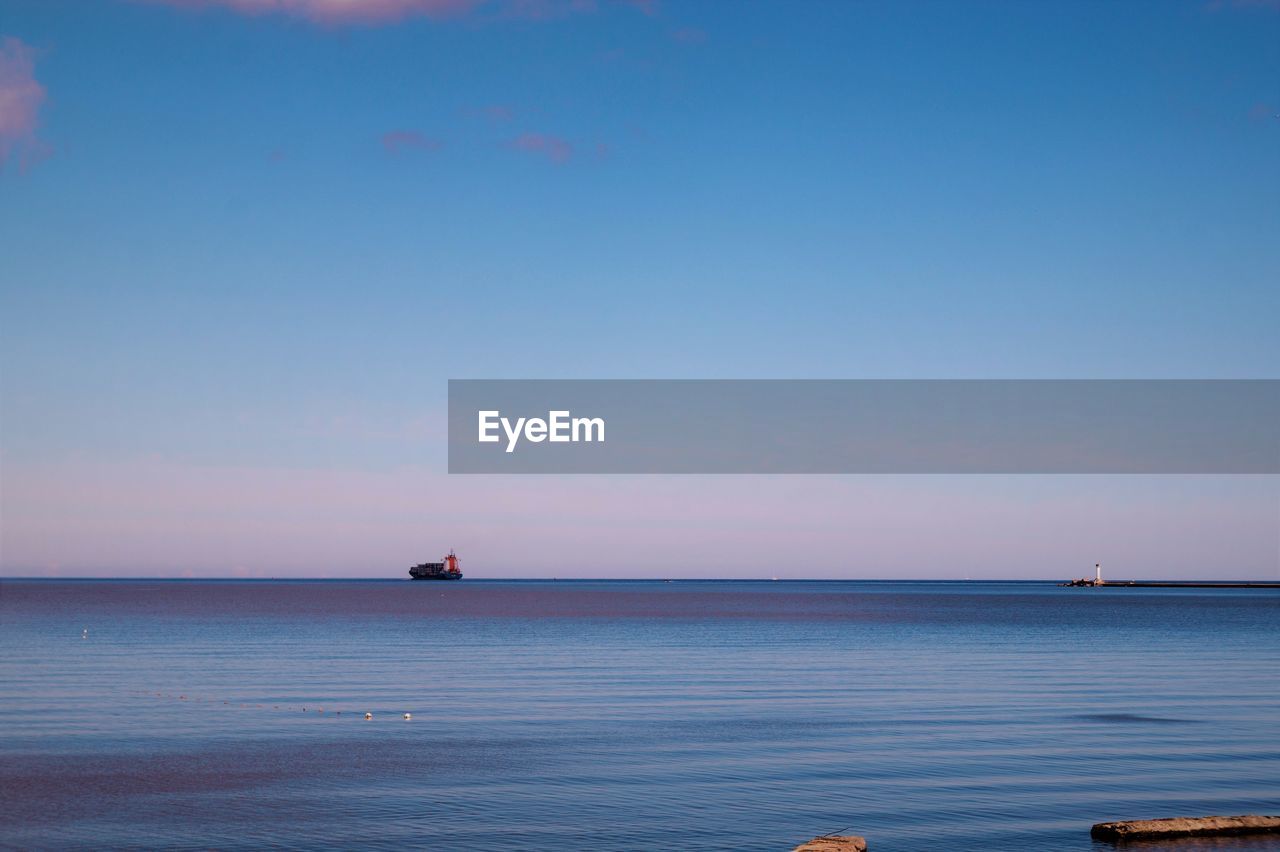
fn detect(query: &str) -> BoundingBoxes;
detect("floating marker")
[364,712,373,720]
[403,713,412,720]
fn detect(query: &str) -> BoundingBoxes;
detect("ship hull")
[409,551,463,580]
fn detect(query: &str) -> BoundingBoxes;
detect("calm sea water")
[1,580,1277,851]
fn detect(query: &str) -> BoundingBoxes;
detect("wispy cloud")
[670,27,705,44]
[134,0,636,25]
[1247,102,1278,122]
[618,0,657,15]
[0,36,47,172]
[509,132,572,163]
[1206,0,1280,10]
[464,104,515,123]
[381,129,443,154]
[500,0,597,19]
[137,0,479,25]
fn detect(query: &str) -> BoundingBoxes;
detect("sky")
[1,0,1277,579]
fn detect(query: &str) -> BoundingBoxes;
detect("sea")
[2,580,1277,851]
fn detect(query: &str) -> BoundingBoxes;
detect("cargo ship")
[409,550,463,581]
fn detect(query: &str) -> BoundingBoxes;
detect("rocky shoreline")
[1091,814,1280,841]
[793,814,1280,850]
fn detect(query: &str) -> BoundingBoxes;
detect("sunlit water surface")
[2,580,1277,850]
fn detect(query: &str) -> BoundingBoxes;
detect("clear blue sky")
[1,0,1277,578]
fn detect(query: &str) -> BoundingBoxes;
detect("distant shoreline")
[1061,580,1280,589]
[3,576,1279,586]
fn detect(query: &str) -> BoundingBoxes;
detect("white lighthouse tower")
[1095,563,1103,585]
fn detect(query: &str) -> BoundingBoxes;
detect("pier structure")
[1060,562,1280,589]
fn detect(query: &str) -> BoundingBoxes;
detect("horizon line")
[4,576,1279,584]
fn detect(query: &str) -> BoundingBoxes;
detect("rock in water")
[1091,815,1280,841]
[793,836,867,852]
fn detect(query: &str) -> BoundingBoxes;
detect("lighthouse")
[1095,563,1103,585]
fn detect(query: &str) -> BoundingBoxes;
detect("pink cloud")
[0,36,47,172]
[1247,102,1277,122]
[510,132,572,163]
[1206,0,1280,9]
[138,0,484,25]
[381,129,443,154]
[464,104,515,122]
[136,0,615,24]
[502,0,597,19]
[617,0,657,15]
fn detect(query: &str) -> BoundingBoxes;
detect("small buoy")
[403,712,412,720]
[364,712,373,720]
